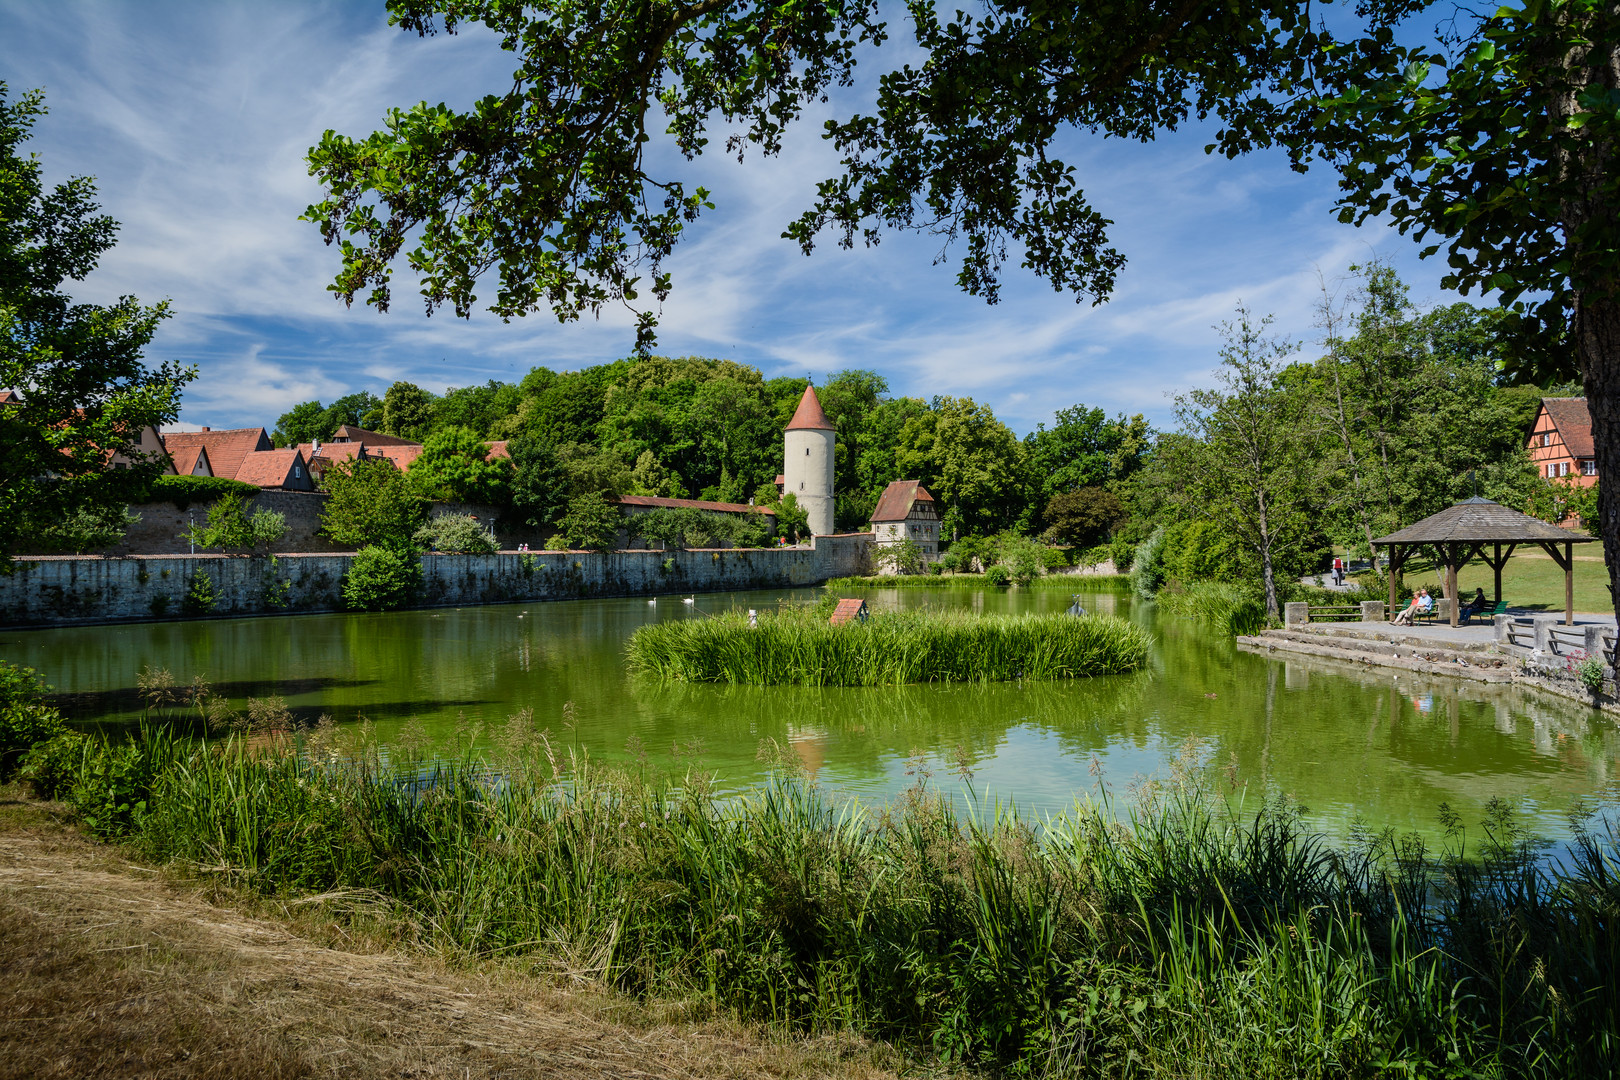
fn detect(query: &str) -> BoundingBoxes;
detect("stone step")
[1260,627,1501,663]
[1236,633,1517,683]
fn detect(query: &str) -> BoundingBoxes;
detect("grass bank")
[825,573,1131,589]
[626,608,1151,685]
[0,789,904,1080]
[21,728,1620,1078]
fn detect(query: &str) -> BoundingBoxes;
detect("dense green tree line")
[273,357,1155,539]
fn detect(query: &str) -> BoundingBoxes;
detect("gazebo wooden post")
[1566,541,1574,626]
[1447,545,1460,627]
[1493,543,1502,607]
[1386,544,1399,619]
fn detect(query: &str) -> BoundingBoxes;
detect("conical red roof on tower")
[785,384,834,431]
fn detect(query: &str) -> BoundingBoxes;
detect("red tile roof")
[828,598,868,625]
[1541,398,1594,457]
[296,442,365,462]
[485,440,511,460]
[870,480,936,523]
[0,390,17,404]
[617,494,776,516]
[161,428,272,480]
[330,424,420,446]
[785,385,834,431]
[367,444,425,470]
[234,448,307,488]
[168,444,212,477]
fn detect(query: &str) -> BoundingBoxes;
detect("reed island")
[625,607,1152,685]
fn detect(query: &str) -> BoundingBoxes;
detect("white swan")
[648,597,657,605]
[682,596,696,605]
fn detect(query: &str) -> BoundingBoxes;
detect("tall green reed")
[72,720,1620,1079]
[626,608,1152,685]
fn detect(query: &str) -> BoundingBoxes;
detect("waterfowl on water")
[683,596,696,605]
[648,598,657,605]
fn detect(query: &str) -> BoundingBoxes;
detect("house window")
[294,466,303,478]
[1542,433,1552,447]
[1583,459,1597,475]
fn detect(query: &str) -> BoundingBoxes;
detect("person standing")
[1332,556,1344,587]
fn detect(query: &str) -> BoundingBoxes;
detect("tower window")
[805,448,809,455]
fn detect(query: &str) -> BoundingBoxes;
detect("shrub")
[559,491,621,550]
[20,731,87,800]
[414,514,498,554]
[320,458,427,549]
[937,550,962,573]
[35,506,140,553]
[984,564,1012,587]
[342,545,421,611]
[138,474,258,510]
[874,536,925,575]
[543,534,569,551]
[0,663,66,781]
[1109,534,1134,571]
[993,534,1047,585]
[181,571,217,615]
[68,738,163,838]
[183,491,286,553]
[1131,525,1167,599]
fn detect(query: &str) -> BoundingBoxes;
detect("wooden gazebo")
[1370,497,1595,627]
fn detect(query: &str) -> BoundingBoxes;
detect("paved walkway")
[1304,611,1618,647]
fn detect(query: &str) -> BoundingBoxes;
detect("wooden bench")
[1461,600,1507,624]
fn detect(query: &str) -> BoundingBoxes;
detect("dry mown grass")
[0,793,919,1080]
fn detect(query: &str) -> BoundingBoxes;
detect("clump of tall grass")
[1157,579,1269,635]
[626,607,1152,684]
[45,719,1620,1079]
[822,573,1132,589]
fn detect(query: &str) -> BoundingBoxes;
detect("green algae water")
[4,584,1617,840]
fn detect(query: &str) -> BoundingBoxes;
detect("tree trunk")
[1577,294,1620,624]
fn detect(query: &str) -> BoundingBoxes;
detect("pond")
[4,584,1618,841]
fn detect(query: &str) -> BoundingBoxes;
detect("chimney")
[200,426,211,432]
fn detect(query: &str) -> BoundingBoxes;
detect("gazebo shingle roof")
[1371,497,1594,545]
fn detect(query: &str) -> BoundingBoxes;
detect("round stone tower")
[783,384,835,536]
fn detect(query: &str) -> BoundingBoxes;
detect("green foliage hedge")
[626,608,1151,685]
[137,474,258,510]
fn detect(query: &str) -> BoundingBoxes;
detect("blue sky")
[4,1,1469,436]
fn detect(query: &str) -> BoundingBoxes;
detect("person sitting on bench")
[1459,587,1488,623]
[1393,588,1430,626]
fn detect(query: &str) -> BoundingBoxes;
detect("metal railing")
[1306,605,1362,622]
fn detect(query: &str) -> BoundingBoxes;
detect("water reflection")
[3,584,1616,840]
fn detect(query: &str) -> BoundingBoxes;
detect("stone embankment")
[0,534,873,628]
[1238,622,1620,714]
[1237,627,1517,684]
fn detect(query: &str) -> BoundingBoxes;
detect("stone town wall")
[107,493,530,556]
[0,534,873,627]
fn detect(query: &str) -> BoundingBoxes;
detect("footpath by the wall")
[0,534,873,627]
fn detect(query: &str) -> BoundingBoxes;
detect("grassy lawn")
[1359,551,1612,613]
